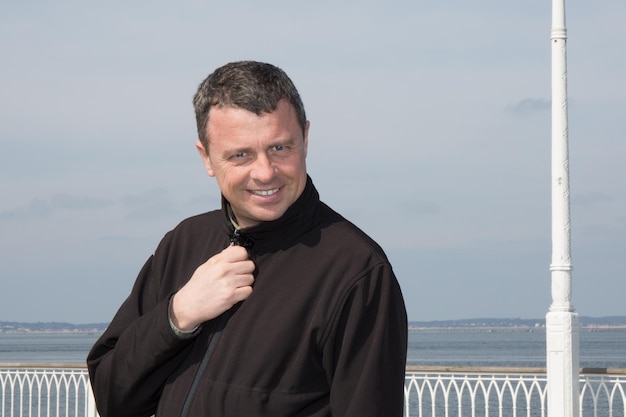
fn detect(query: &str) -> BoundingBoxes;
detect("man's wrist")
[168,296,201,339]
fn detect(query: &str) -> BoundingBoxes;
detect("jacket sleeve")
[323,263,408,417]
[86,241,197,417]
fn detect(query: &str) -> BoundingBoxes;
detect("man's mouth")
[250,188,280,196]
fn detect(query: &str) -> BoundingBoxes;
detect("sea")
[0,328,625,367]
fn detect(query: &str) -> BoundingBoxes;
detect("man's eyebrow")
[219,136,299,155]
[221,146,252,156]
[269,136,298,146]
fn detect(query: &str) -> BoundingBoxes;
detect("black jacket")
[87,177,407,417]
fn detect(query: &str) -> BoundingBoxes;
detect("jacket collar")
[221,176,320,253]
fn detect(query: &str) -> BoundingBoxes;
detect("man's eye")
[272,145,285,152]
[231,152,247,159]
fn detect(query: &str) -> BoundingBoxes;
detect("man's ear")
[303,120,310,158]
[195,140,215,177]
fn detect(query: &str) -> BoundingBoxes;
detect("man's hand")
[170,245,255,331]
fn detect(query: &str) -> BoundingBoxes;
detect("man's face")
[197,99,309,229]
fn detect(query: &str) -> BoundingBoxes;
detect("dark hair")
[192,61,307,150]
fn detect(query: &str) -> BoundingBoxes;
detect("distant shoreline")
[409,325,626,332]
[1,323,625,335]
[2,327,626,335]
[0,331,103,335]
[0,329,105,335]
[2,317,625,335]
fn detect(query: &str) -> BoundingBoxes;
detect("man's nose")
[251,154,276,182]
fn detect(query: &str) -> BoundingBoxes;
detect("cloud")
[0,189,180,222]
[572,191,612,208]
[50,194,115,210]
[507,98,551,115]
[398,200,442,216]
[0,194,114,220]
[121,188,178,220]
[0,0,624,323]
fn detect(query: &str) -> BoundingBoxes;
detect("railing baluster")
[1,365,625,417]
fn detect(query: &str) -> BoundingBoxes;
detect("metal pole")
[546,0,580,416]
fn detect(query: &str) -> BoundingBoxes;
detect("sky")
[1,1,624,324]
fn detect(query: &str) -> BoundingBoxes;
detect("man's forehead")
[206,104,301,148]
[208,99,292,117]
[207,101,297,129]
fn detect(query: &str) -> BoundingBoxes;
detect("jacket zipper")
[179,310,231,417]
[179,232,253,416]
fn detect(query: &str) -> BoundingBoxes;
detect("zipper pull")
[230,229,253,249]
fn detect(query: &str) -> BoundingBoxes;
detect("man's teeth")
[252,188,279,196]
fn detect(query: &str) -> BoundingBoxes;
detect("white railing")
[0,364,97,417]
[1,364,625,417]
[405,366,626,417]
[405,366,547,417]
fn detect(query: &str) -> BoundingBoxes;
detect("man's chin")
[252,207,288,224]
[256,212,285,224]
[235,207,287,228]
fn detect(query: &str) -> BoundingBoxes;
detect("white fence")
[405,366,626,417]
[1,364,625,417]
[0,365,97,417]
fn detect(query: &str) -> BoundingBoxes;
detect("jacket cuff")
[168,295,201,339]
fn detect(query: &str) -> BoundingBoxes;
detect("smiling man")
[87,61,407,417]
[198,99,309,229]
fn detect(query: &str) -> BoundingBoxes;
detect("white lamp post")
[546,0,580,416]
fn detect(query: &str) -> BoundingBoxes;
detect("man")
[87,61,407,417]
